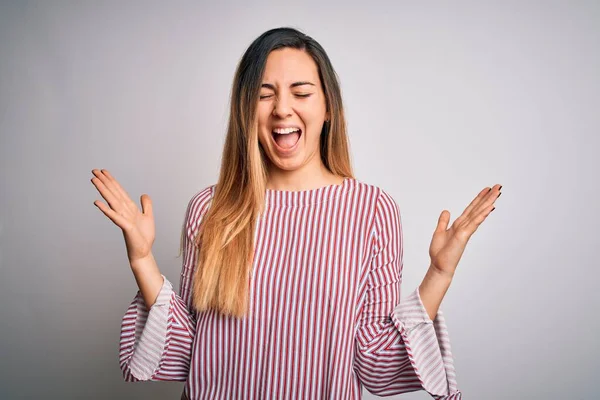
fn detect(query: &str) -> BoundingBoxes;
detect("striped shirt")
[118,178,462,399]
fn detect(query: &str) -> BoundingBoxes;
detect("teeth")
[273,127,300,135]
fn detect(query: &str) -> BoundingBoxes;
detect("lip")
[271,124,302,131]
[270,127,302,156]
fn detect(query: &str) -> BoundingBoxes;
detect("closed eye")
[260,93,312,100]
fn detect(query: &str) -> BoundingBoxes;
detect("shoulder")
[347,178,402,243]
[346,178,400,215]
[184,184,216,238]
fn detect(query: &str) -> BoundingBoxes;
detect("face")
[257,47,329,174]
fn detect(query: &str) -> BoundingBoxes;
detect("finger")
[451,187,488,228]
[436,210,450,233]
[100,169,138,210]
[465,203,496,234]
[461,187,491,219]
[474,184,502,215]
[463,184,502,220]
[91,175,123,212]
[140,194,153,218]
[92,169,124,203]
[93,200,131,230]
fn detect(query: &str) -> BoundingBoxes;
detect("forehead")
[262,48,320,85]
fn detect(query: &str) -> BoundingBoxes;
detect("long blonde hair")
[182,27,353,317]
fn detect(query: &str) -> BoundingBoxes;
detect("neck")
[266,163,343,191]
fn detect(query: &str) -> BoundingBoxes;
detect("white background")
[1,1,598,399]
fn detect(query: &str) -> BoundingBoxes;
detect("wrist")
[130,252,155,271]
[419,265,454,321]
[428,263,455,281]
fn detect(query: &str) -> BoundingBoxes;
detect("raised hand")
[91,169,155,264]
[428,184,502,278]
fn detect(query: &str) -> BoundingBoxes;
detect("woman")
[91,27,500,399]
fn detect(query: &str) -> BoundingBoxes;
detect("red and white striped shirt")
[119,178,462,399]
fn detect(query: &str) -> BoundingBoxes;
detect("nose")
[272,95,292,118]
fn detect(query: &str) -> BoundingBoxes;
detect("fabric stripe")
[118,179,463,399]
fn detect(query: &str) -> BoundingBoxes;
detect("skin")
[257,47,342,191]
[420,185,501,320]
[91,169,162,309]
[90,48,503,318]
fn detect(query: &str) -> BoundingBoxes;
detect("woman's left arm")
[420,184,502,320]
[354,185,501,399]
[355,189,461,399]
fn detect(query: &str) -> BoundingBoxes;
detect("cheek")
[256,106,271,138]
[300,99,326,126]
[257,105,268,125]
[300,111,325,138]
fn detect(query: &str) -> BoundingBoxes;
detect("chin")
[271,156,305,172]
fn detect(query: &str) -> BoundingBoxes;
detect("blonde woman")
[91,27,500,399]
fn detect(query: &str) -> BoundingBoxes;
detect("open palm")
[429,184,502,278]
[91,169,155,264]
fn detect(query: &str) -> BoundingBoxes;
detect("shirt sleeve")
[118,274,196,381]
[118,188,214,382]
[354,189,462,399]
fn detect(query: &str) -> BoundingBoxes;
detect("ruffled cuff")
[390,287,460,397]
[128,275,174,380]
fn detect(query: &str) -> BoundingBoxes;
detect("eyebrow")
[261,81,316,90]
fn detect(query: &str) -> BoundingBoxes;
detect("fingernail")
[499,185,503,190]
[491,207,496,212]
[498,192,502,198]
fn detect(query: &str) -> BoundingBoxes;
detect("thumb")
[140,194,153,217]
[436,210,450,233]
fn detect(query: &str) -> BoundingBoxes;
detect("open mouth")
[271,127,302,150]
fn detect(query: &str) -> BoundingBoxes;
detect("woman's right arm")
[90,169,212,381]
[129,253,164,310]
[118,187,214,382]
[117,184,215,381]
[118,261,197,381]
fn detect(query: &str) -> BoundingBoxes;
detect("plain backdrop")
[1,1,598,399]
